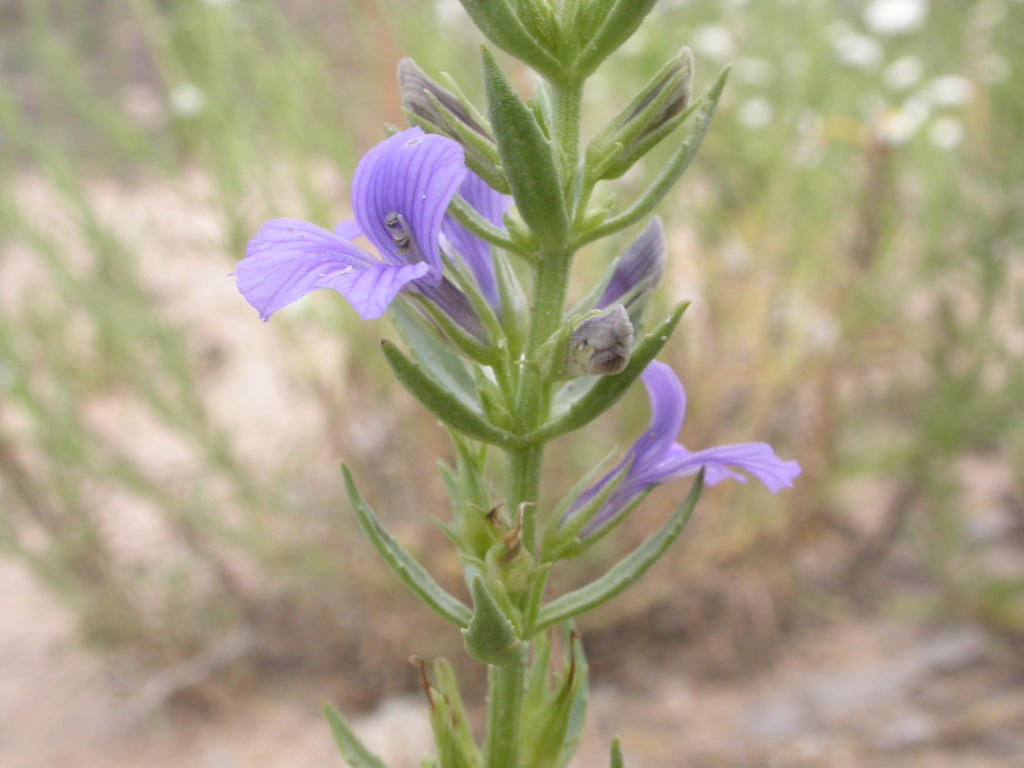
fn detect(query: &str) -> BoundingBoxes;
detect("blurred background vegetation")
[0,0,1021,708]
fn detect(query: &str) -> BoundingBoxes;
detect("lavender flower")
[442,171,512,312]
[234,127,480,328]
[596,217,667,319]
[567,361,801,537]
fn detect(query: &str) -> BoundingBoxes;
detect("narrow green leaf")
[576,68,730,249]
[534,472,704,631]
[381,340,524,448]
[531,301,690,441]
[432,659,481,767]
[557,635,590,768]
[390,302,479,411]
[342,464,473,628]
[482,48,569,251]
[573,0,659,77]
[522,632,589,768]
[457,0,564,80]
[324,702,392,768]
[448,192,526,256]
[609,737,624,768]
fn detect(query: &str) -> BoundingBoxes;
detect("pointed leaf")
[482,48,569,251]
[457,1,564,80]
[381,340,524,448]
[532,301,690,441]
[577,68,730,248]
[534,472,704,631]
[610,737,624,768]
[462,576,524,666]
[324,702,392,768]
[557,635,590,768]
[390,302,480,411]
[574,0,659,76]
[343,464,473,627]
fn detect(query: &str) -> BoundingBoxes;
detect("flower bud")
[587,48,694,181]
[566,305,634,377]
[596,217,667,321]
[462,577,523,667]
[398,59,510,194]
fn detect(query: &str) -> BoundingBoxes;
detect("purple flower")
[441,172,511,311]
[234,127,472,323]
[567,361,801,537]
[596,217,667,316]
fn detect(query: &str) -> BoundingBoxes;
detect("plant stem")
[509,252,572,557]
[547,77,585,191]
[483,652,527,768]
[491,73,585,768]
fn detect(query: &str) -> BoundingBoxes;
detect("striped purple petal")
[353,127,466,280]
[568,360,801,537]
[596,218,667,314]
[235,219,398,321]
[441,172,511,309]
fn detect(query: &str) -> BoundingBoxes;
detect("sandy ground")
[2,553,1022,768]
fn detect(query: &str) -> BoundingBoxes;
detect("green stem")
[509,252,572,556]
[547,78,585,195]
[483,654,527,768]
[489,71,584,768]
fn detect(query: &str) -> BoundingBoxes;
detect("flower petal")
[235,219,376,320]
[352,127,466,277]
[597,217,667,313]
[324,261,431,320]
[656,442,802,493]
[335,220,362,240]
[441,172,511,308]
[627,360,688,481]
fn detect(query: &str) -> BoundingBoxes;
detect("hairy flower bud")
[596,217,667,322]
[567,305,634,376]
[587,48,695,181]
[398,59,510,194]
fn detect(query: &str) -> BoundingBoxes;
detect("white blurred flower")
[170,83,206,117]
[877,100,929,145]
[884,55,924,91]
[737,97,775,129]
[833,32,883,70]
[692,25,735,60]
[903,97,931,125]
[921,75,974,106]
[929,117,964,149]
[864,0,928,35]
[734,57,775,86]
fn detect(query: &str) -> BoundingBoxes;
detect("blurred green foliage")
[0,0,1021,682]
